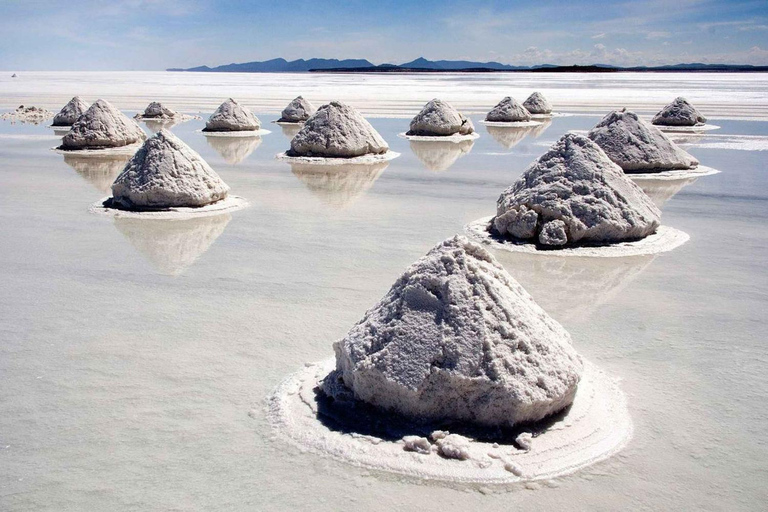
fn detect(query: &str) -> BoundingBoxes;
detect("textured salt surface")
[1,105,54,125]
[204,98,261,132]
[652,97,707,127]
[90,195,248,219]
[408,139,474,171]
[277,96,316,123]
[407,99,475,137]
[276,150,400,165]
[60,99,146,150]
[398,131,479,142]
[466,216,689,257]
[486,97,532,123]
[267,357,631,483]
[523,92,553,115]
[52,97,89,126]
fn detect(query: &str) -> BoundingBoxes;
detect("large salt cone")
[288,101,389,158]
[204,98,260,132]
[141,102,178,119]
[652,97,707,126]
[52,96,90,126]
[587,109,699,172]
[485,96,532,122]
[60,99,146,149]
[494,133,661,247]
[328,235,583,428]
[278,96,316,123]
[407,99,475,136]
[110,129,229,209]
[522,92,553,115]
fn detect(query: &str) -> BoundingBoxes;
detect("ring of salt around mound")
[272,120,305,125]
[465,216,689,257]
[198,128,271,137]
[398,132,480,142]
[479,120,543,127]
[626,165,720,181]
[267,357,632,484]
[135,114,196,122]
[52,142,143,157]
[276,151,400,165]
[653,124,720,133]
[89,195,248,220]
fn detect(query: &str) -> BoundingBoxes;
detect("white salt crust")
[267,358,632,484]
[653,124,720,133]
[276,151,400,165]
[135,113,198,122]
[89,195,248,220]
[465,216,689,257]
[198,128,271,137]
[52,143,143,157]
[479,120,543,127]
[626,165,720,181]
[398,132,480,142]
[273,121,305,125]
[529,113,568,119]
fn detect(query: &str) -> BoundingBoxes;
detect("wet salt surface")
[0,77,767,510]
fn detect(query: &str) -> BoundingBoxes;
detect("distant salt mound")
[139,102,178,119]
[523,92,552,115]
[109,129,229,209]
[278,96,316,123]
[204,98,260,132]
[486,97,532,123]
[587,109,699,172]
[288,101,389,158]
[60,99,145,150]
[652,97,707,127]
[326,235,583,428]
[407,99,475,136]
[52,96,90,126]
[494,133,661,247]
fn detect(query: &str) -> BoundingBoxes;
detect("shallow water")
[0,73,767,511]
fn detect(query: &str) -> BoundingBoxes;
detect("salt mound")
[60,99,146,150]
[407,99,475,136]
[1,105,54,125]
[204,98,260,132]
[140,102,178,119]
[409,139,474,171]
[326,235,583,428]
[494,133,661,247]
[278,96,316,123]
[288,101,389,158]
[652,97,707,127]
[110,129,229,209]
[53,96,90,126]
[587,109,699,172]
[485,97,532,123]
[523,92,552,115]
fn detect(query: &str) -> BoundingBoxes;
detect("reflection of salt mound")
[409,139,474,171]
[326,236,582,427]
[205,134,262,165]
[113,214,231,275]
[291,161,387,208]
[528,119,552,138]
[60,99,146,150]
[407,99,474,136]
[62,153,131,193]
[279,123,302,139]
[110,129,229,209]
[52,96,90,126]
[652,97,706,127]
[143,118,181,133]
[204,98,260,132]
[485,125,534,149]
[139,102,178,119]
[278,96,315,122]
[288,101,389,158]
[494,133,660,247]
[523,92,552,115]
[486,97,531,122]
[631,176,699,208]
[588,109,699,172]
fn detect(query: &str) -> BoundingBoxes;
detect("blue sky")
[1,0,767,70]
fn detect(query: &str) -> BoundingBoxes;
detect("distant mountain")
[168,58,374,73]
[399,57,528,70]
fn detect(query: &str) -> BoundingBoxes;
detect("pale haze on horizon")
[1,0,767,70]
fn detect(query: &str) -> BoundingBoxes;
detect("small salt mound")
[140,102,178,119]
[652,97,707,127]
[407,99,475,136]
[327,235,583,428]
[204,98,260,132]
[110,129,229,209]
[60,99,146,150]
[288,101,389,158]
[278,96,316,123]
[486,97,532,123]
[53,96,90,126]
[494,133,661,247]
[588,109,699,172]
[523,92,552,115]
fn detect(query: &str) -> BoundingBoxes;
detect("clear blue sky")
[1,0,767,70]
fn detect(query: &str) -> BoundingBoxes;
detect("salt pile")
[409,139,474,171]
[287,101,389,158]
[108,129,229,210]
[277,96,316,123]
[59,99,146,151]
[406,99,475,137]
[204,98,260,132]
[325,235,583,427]
[1,105,54,125]
[523,92,553,115]
[485,97,532,123]
[52,97,90,126]
[587,109,699,172]
[138,102,178,119]
[493,133,661,247]
[652,97,706,127]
